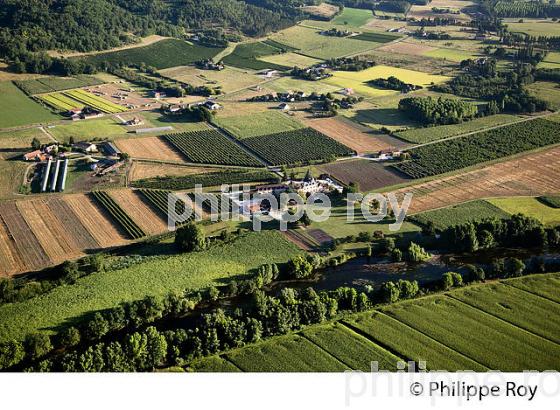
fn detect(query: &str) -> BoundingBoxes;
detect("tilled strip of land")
[385,147,560,214]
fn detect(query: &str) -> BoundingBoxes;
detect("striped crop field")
[40,89,128,113]
[189,273,560,372]
[91,191,146,239]
[164,131,262,167]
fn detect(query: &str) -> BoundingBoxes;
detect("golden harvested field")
[16,201,67,263]
[385,147,560,214]
[129,162,216,181]
[301,3,340,19]
[63,194,127,248]
[303,116,405,154]
[322,65,450,98]
[109,189,168,235]
[116,136,185,162]
[0,195,131,276]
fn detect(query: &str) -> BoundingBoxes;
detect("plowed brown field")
[385,147,560,214]
[303,117,406,154]
[115,136,185,162]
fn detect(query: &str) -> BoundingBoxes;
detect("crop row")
[15,75,103,95]
[164,131,262,167]
[64,89,127,113]
[188,193,233,215]
[91,191,146,239]
[40,93,80,111]
[393,118,560,178]
[384,296,560,371]
[240,127,355,166]
[132,169,279,190]
[137,189,192,225]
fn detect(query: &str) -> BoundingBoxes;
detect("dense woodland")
[0,0,315,74]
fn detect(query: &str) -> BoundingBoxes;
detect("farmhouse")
[375,149,402,161]
[125,117,144,126]
[73,142,98,153]
[254,183,289,195]
[23,150,45,162]
[279,103,291,111]
[100,142,122,157]
[203,100,222,110]
[71,107,104,121]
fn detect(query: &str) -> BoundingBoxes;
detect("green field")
[225,334,349,372]
[223,42,290,71]
[215,111,306,139]
[302,322,401,370]
[332,7,374,27]
[268,76,341,94]
[322,65,450,98]
[240,128,354,165]
[526,81,560,109]
[394,118,560,178]
[487,197,560,227]
[0,81,59,128]
[385,295,560,371]
[508,272,560,303]
[451,283,560,344]
[506,20,560,37]
[410,200,511,230]
[189,356,241,372]
[395,114,521,144]
[14,75,104,95]
[258,52,322,68]
[0,231,302,342]
[48,117,130,143]
[80,39,225,70]
[189,273,560,372]
[424,47,479,62]
[346,311,488,371]
[269,25,382,59]
[0,127,50,150]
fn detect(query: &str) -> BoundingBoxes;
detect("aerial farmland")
[0,1,559,394]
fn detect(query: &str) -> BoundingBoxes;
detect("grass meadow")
[0,231,302,342]
[0,81,59,128]
[395,114,521,144]
[215,111,306,139]
[410,200,510,230]
[488,197,560,227]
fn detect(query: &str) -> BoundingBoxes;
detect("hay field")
[322,65,450,98]
[116,136,185,162]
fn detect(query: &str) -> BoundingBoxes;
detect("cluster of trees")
[398,96,478,125]
[0,255,105,306]
[369,76,423,93]
[432,62,551,114]
[376,1,412,14]
[321,28,354,37]
[439,214,560,253]
[325,57,376,71]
